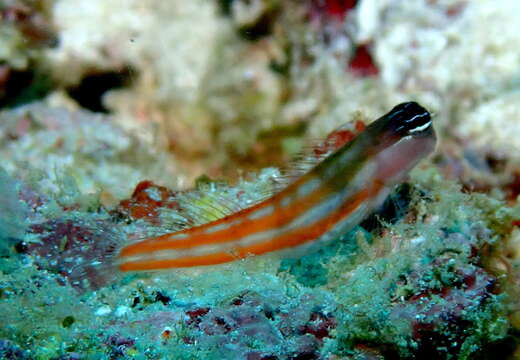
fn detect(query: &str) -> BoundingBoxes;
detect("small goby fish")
[118,102,436,271]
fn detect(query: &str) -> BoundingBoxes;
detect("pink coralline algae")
[309,0,357,23]
[182,291,337,359]
[390,260,497,357]
[115,180,180,225]
[337,227,506,359]
[23,218,119,289]
[348,45,379,77]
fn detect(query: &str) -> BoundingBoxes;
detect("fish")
[118,102,437,271]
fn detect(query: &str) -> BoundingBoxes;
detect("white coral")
[48,0,220,103]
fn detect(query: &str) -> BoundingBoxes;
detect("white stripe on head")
[403,112,428,123]
[408,120,431,133]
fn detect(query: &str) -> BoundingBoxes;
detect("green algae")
[0,167,27,254]
[0,163,516,358]
[279,228,363,288]
[325,171,513,359]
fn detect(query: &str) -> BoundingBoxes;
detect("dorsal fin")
[271,119,366,193]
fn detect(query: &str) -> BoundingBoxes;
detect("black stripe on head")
[385,102,432,137]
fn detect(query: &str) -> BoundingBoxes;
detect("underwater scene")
[1,0,520,359]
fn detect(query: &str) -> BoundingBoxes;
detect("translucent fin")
[176,190,239,226]
[164,170,281,228]
[271,120,366,193]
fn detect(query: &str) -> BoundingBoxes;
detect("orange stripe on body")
[120,173,332,257]
[118,185,376,271]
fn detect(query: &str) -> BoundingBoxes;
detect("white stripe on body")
[121,163,378,263]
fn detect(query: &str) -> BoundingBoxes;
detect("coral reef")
[1,163,517,359]
[0,0,56,108]
[0,102,177,199]
[0,0,520,359]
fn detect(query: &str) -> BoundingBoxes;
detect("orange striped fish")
[118,102,436,271]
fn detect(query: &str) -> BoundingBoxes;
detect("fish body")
[118,102,436,271]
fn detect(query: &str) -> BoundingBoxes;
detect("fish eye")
[386,102,432,136]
